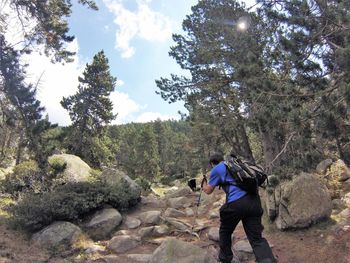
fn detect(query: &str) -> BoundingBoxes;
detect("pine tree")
[61,50,116,167]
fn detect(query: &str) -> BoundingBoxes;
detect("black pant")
[219,194,276,263]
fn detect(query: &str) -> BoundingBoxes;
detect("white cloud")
[103,0,174,58]
[22,39,83,126]
[110,91,141,124]
[116,79,125,87]
[135,112,179,123]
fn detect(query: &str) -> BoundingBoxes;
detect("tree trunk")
[16,130,25,165]
[236,121,255,163]
[259,124,283,172]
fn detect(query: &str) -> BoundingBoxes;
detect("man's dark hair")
[209,152,224,165]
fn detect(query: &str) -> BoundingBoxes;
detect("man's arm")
[202,179,215,194]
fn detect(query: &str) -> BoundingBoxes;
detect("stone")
[167,196,192,209]
[107,235,140,253]
[185,208,194,217]
[233,240,253,253]
[32,221,82,249]
[125,216,141,229]
[100,168,141,206]
[85,208,122,240]
[149,238,217,263]
[316,159,333,174]
[165,187,192,198]
[164,217,190,231]
[48,154,92,183]
[208,227,219,241]
[341,192,350,207]
[276,173,332,230]
[163,208,186,218]
[126,254,152,263]
[138,210,161,225]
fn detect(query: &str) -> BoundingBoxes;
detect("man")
[202,152,276,263]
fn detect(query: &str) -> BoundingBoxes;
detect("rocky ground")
[0,186,349,263]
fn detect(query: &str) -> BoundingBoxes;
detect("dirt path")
[0,190,349,263]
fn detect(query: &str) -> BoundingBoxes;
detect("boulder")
[124,216,141,229]
[167,196,192,209]
[149,238,217,263]
[126,254,152,263]
[276,173,332,230]
[85,208,122,240]
[32,221,82,249]
[138,225,170,239]
[208,227,219,241]
[138,210,161,225]
[326,159,350,182]
[163,208,186,218]
[341,192,350,207]
[185,208,194,217]
[48,154,92,183]
[164,217,191,231]
[316,159,333,174]
[100,168,141,203]
[165,187,192,198]
[233,240,255,262]
[108,235,140,253]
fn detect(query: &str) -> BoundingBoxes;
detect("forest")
[0,0,349,232]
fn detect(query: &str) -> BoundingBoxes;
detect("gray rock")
[32,221,82,249]
[138,225,170,239]
[85,244,106,254]
[114,229,132,236]
[233,240,253,253]
[153,225,170,236]
[149,238,217,263]
[208,227,219,241]
[108,235,140,253]
[185,208,194,217]
[138,210,161,225]
[100,168,141,205]
[316,159,333,174]
[126,254,152,263]
[125,216,142,229]
[332,199,346,211]
[209,211,219,219]
[165,187,192,198]
[85,208,122,240]
[341,192,350,207]
[338,208,350,219]
[138,226,155,238]
[164,208,186,218]
[167,196,192,209]
[48,154,92,183]
[276,173,332,230]
[164,217,190,231]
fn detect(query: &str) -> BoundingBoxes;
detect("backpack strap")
[222,164,237,203]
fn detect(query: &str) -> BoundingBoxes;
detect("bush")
[2,160,43,195]
[48,156,67,174]
[8,179,139,232]
[134,177,151,192]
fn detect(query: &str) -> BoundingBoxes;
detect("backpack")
[223,155,268,195]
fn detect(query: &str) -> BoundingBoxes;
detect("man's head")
[209,152,224,167]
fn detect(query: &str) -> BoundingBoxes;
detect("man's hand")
[201,173,214,194]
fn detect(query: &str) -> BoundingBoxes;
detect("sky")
[3,0,256,126]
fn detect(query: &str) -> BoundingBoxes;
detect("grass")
[0,195,15,219]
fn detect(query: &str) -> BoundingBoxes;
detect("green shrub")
[8,180,140,232]
[134,177,151,192]
[3,160,43,195]
[48,156,67,173]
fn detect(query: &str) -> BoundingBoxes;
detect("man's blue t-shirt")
[209,161,247,203]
